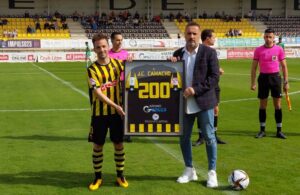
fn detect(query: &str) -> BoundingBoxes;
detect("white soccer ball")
[228,170,250,190]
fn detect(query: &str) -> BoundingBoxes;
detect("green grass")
[0,59,299,194]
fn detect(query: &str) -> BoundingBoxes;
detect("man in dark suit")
[170,22,219,188]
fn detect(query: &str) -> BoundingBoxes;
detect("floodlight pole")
[47,0,50,16]
[97,0,101,17]
[146,0,152,21]
[146,0,149,20]
[194,0,199,19]
[240,0,244,18]
[284,0,287,18]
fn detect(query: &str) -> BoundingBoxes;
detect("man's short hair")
[264,28,275,34]
[201,29,214,42]
[185,21,200,30]
[92,33,109,45]
[110,31,122,41]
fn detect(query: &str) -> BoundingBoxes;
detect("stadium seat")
[174,18,261,38]
[0,17,71,40]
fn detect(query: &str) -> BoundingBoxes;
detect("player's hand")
[251,84,256,91]
[283,83,289,93]
[183,87,195,98]
[219,68,224,75]
[168,56,180,62]
[126,54,134,62]
[115,105,125,117]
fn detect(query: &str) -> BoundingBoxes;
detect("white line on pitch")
[224,73,250,76]
[220,90,300,104]
[290,77,300,81]
[220,98,257,104]
[31,63,89,98]
[0,72,42,75]
[289,90,300,95]
[225,73,300,81]
[0,71,83,75]
[0,108,89,112]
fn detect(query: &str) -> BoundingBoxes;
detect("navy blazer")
[173,44,219,110]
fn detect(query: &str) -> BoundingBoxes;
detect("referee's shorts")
[257,72,282,99]
[88,114,124,145]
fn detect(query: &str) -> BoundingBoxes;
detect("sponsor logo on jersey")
[100,80,118,91]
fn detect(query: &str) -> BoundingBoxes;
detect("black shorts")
[258,73,282,99]
[88,114,124,145]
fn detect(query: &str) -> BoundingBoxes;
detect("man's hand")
[283,83,289,93]
[115,105,125,117]
[219,68,224,75]
[168,56,180,62]
[183,87,195,98]
[251,84,256,91]
[126,53,134,62]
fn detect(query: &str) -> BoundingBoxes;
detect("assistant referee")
[251,28,289,139]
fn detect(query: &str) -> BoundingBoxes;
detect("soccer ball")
[228,170,250,190]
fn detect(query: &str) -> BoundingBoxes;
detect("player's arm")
[250,60,258,90]
[93,88,125,116]
[88,68,125,116]
[280,59,289,92]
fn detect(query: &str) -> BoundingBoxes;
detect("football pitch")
[0,59,299,195]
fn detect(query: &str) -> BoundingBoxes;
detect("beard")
[186,40,197,48]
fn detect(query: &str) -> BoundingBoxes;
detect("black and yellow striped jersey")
[87,58,124,116]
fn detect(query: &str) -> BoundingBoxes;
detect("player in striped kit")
[87,33,128,190]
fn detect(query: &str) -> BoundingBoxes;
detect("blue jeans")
[180,108,217,170]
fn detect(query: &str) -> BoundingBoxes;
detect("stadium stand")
[81,14,170,39]
[175,18,262,38]
[0,17,70,40]
[257,16,300,37]
[84,21,169,39]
